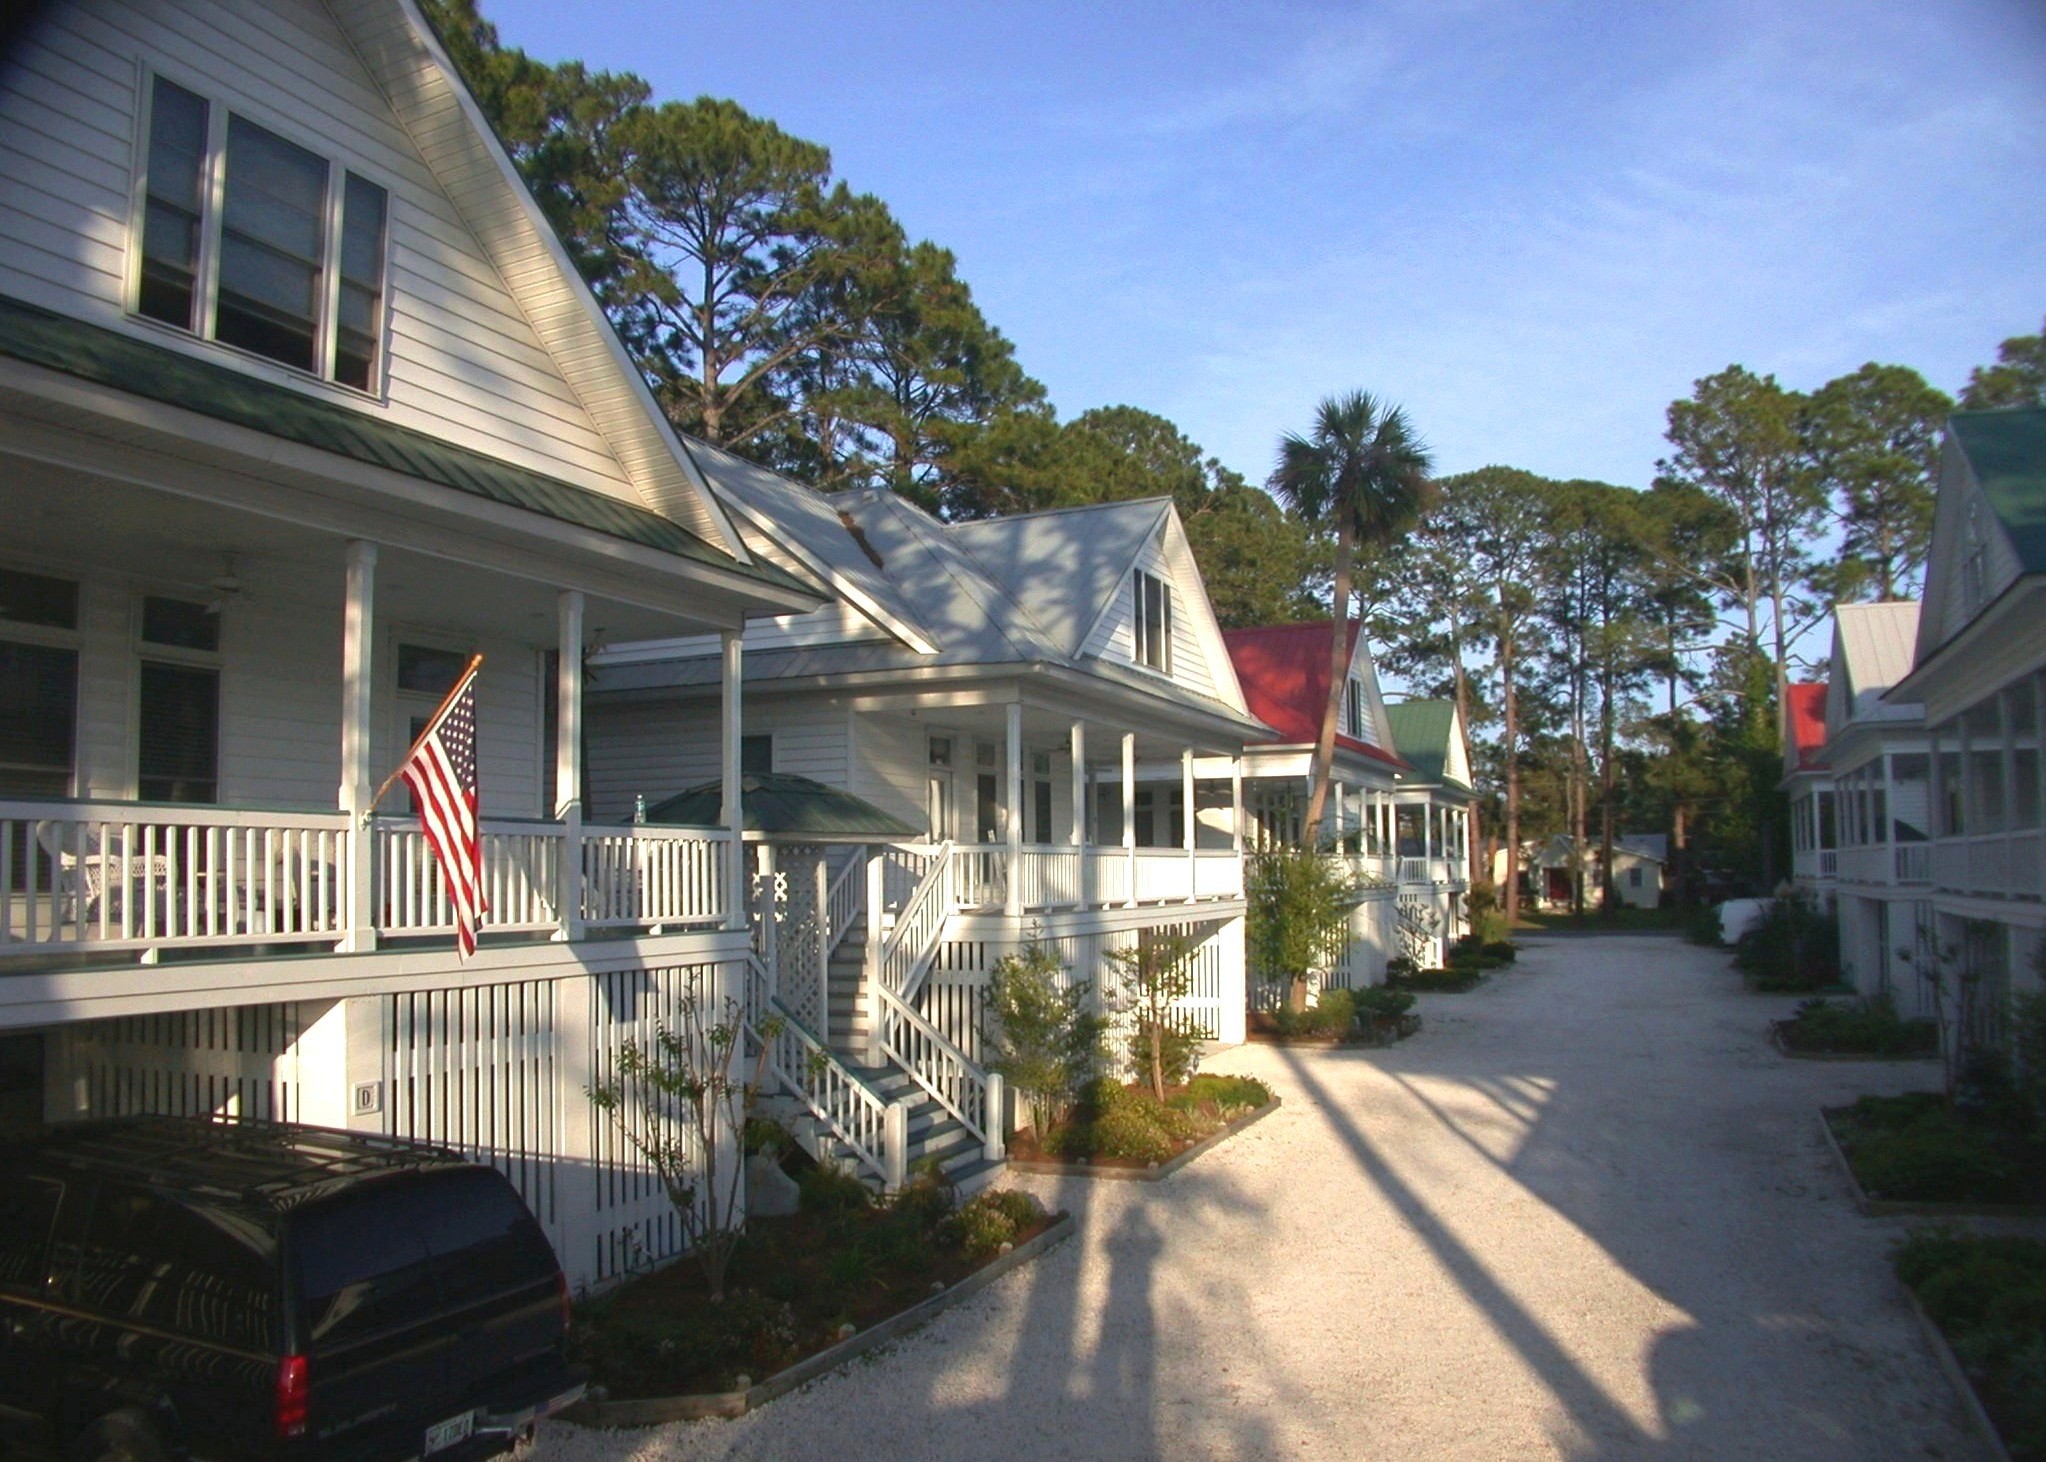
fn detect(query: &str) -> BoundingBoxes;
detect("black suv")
[0,1116,585,1461]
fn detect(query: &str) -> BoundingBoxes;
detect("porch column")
[1230,756,1243,856]
[1122,732,1136,907]
[720,631,745,931]
[1071,720,1089,909]
[338,540,377,953]
[554,590,585,942]
[1004,702,1023,917]
[1182,746,1196,902]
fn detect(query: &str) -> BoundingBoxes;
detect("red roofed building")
[1223,621,1474,978]
[1780,681,1838,896]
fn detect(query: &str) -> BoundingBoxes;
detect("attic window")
[1961,501,1987,613]
[1344,676,1365,739]
[1133,570,1172,674]
[135,75,390,391]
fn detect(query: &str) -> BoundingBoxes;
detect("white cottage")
[0,0,821,1289]
[587,446,1266,1189]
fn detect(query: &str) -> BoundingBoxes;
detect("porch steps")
[824,925,872,1053]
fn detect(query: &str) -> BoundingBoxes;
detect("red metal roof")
[1222,621,1410,770]
[1786,681,1829,770]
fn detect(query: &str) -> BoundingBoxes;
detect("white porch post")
[1071,719,1089,909]
[1004,702,1023,917]
[1231,756,1244,855]
[338,540,377,953]
[1182,746,1196,902]
[720,631,745,930]
[554,590,585,942]
[1121,732,1136,907]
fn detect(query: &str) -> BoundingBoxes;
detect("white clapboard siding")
[587,698,853,822]
[0,0,651,503]
[1079,532,1222,703]
[849,712,936,832]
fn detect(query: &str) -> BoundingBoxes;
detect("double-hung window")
[1133,570,1171,674]
[136,75,389,391]
[137,596,221,804]
[0,568,80,800]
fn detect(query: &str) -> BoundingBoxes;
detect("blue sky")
[480,0,2046,491]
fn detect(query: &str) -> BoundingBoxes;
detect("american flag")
[397,657,486,958]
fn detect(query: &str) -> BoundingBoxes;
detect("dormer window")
[1133,570,1172,673]
[1961,500,1987,613]
[136,75,389,391]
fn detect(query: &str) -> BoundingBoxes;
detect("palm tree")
[1269,391,1433,846]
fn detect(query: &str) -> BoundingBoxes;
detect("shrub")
[1183,1073,1271,1116]
[1685,901,1725,947]
[2014,983,2046,1141]
[1733,893,1839,990]
[1468,881,1511,946]
[944,1189,1043,1259]
[1482,941,1518,963]
[1778,995,1938,1056]
[1847,1107,2019,1203]
[1895,1228,2046,1459]
[1248,848,1359,1009]
[1106,928,1204,1100]
[1389,965,1484,992]
[1355,986,1416,1020]
[981,942,1107,1140]
[1315,987,1357,1031]
[798,1162,874,1218]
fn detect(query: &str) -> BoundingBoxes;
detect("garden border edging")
[1005,1096,1281,1182]
[1903,1286,2015,1462]
[1817,1109,2046,1218]
[564,1212,1076,1427]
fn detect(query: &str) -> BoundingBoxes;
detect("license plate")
[424,1411,475,1455]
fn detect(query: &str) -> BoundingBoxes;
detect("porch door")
[927,734,954,841]
[0,568,81,799]
[135,596,222,805]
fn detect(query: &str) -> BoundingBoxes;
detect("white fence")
[951,846,1244,911]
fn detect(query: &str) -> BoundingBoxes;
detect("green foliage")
[1800,362,1950,601]
[1959,316,2046,410]
[980,943,1106,1140]
[1388,965,1485,992]
[571,1291,802,1399]
[1181,1073,1274,1117]
[1733,892,1839,991]
[1777,995,1937,1056]
[1270,987,1354,1038]
[1482,941,1518,963]
[1247,849,1359,1006]
[1835,1095,2020,1204]
[1895,1227,2046,1459]
[1051,1075,1272,1162]
[798,1161,875,1219]
[1467,882,1513,946]
[1685,901,1726,946]
[942,1190,1044,1260]
[2017,985,2046,1142]
[1106,927,1204,1101]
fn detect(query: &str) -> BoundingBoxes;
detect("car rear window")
[290,1167,553,1349]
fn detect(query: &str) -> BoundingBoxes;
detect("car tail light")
[555,1271,571,1332]
[275,1353,310,1440]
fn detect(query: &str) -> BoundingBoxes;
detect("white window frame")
[1132,569,1172,675]
[130,590,225,804]
[127,66,393,398]
[1344,676,1365,738]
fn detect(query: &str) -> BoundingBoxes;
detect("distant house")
[587,453,1266,1189]
[1887,407,2046,1043]
[1498,833,1666,910]
[1782,681,1836,898]
[1813,602,1933,1009]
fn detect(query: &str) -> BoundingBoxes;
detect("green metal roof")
[0,293,801,591]
[1383,700,1469,792]
[1951,407,2046,575]
[645,773,919,839]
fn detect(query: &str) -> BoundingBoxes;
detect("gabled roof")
[1950,408,2046,575]
[1785,682,1829,771]
[1383,700,1471,793]
[337,0,746,557]
[0,293,801,590]
[1222,621,1407,770]
[947,499,1172,659]
[1827,602,1921,731]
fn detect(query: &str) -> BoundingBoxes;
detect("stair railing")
[873,981,1004,1160]
[744,951,905,1189]
[821,847,867,962]
[875,841,954,1005]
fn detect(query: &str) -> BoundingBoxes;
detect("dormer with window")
[1133,569,1172,675]
[136,74,388,392]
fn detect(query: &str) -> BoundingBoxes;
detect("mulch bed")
[570,1192,1060,1401]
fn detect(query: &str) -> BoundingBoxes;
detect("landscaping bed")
[1772,996,1939,1059]
[1823,1092,2046,1211]
[1895,1226,2046,1460]
[1248,986,1422,1046]
[569,1170,1062,1402]
[1005,1073,1274,1170]
[1382,938,1518,994]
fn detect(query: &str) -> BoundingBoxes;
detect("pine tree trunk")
[1502,606,1521,925]
[1303,524,1354,843]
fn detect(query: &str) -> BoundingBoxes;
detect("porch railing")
[2,802,350,954]
[745,951,902,1188]
[1,798,729,958]
[949,846,1246,911]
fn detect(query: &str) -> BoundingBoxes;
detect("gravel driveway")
[531,934,2010,1460]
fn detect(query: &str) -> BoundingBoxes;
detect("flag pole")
[366,652,484,817]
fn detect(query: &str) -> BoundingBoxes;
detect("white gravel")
[528,934,2022,1460]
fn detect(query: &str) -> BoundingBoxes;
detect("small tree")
[981,942,1106,1139]
[1247,848,1357,1011]
[1105,927,1203,1102]
[585,991,781,1303]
